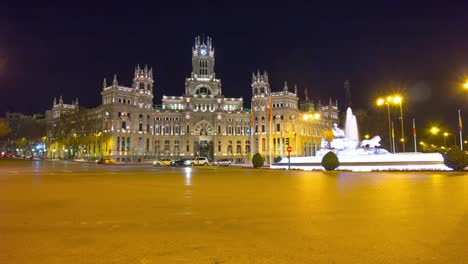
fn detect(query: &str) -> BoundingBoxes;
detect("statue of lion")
[359,136,381,148]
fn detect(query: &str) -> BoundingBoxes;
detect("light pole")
[377,98,392,153]
[443,132,448,147]
[393,96,405,152]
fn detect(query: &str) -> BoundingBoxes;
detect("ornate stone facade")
[45,36,338,163]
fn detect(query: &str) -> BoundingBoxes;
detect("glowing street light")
[430,126,440,135]
[376,97,393,153]
[392,95,405,152]
[464,80,468,90]
[443,132,449,147]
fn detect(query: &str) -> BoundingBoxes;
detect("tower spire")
[113,74,118,86]
[53,97,57,106]
[305,88,309,101]
[283,81,288,92]
[103,78,107,89]
[294,84,298,95]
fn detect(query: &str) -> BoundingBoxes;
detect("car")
[184,157,210,166]
[216,158,231,166]
[171,158,191,166]
[152,158,173,166]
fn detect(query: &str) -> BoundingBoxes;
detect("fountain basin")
[271,152,451,171]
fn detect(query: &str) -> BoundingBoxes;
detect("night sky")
[1,2,467,133]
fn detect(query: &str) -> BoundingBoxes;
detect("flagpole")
[250,103,255,165]
[391,121,396,154]
[268,93,273,167]
[459,109,463,150]
[413,118,417,152]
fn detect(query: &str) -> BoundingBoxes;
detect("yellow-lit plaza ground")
[1,159,467,263]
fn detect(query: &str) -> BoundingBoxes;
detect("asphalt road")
[1,159,467,263]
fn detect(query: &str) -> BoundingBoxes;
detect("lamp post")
[393,96,405,152]
[377,98,392,153]
[443,132,448,147]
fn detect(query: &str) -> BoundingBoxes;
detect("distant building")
[45,36,338,163]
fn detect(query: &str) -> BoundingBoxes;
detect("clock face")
[200,48,207,56]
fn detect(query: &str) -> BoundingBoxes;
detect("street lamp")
[443,132,448,147]
[376,98,393,153]
[430,126,440,135]
[393,95,405,152]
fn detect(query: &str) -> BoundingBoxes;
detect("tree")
[443,146,468,171]
[0,118,11,138]
[252,153,264,168]
[321,151,339,171]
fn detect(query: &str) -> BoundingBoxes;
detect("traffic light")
[285,137,290,146]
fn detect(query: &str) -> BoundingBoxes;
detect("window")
[174,125,180,134]
[146,138,150,151]
[262,125,265,132]
[139,123,143,131]
[164,140,170,152]
[218,141,221,152]
[186,141,190,152]
[117,136,120,151]
[196,87,211,95]
[155,125,160,134]
[276,124,280,132]
[262,138,266,151]
[118,112,121,117]
[218,125,221,133]
[165,125,171,134]
[146,124,150,132]
[186,125,190,133]
[126,137,130,151]
[236,141,241,154]
[121,121,126,130]
[139,83,144,89]
[174,140,179,153]
[155,140,160,156]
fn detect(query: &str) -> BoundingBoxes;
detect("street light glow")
[376,98,385,106]
[464,80,468,89]
[430,127,440,135]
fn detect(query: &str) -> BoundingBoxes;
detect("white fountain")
[271,107,450,171]
[317,107,389,156]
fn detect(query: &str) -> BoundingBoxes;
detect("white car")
[184,157,210,166]
[215,158,231,166]
[152,158,173,166]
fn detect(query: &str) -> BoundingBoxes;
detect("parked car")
[171,158,191,166]
[184,157,210,166]
[215,158,231,166]
[152,158,173,166]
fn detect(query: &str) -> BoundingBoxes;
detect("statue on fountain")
[332,123,345,138]
[317,107,389,156]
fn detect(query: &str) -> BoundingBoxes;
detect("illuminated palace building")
[46,36,338,163]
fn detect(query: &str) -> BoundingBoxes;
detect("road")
[1,159,467,263]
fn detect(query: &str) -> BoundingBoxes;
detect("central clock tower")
[185,36,222,97]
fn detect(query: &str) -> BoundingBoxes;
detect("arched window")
[195,87,211,95]
[139,83,145,89]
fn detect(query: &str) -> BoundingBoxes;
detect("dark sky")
[1,2,467,133]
